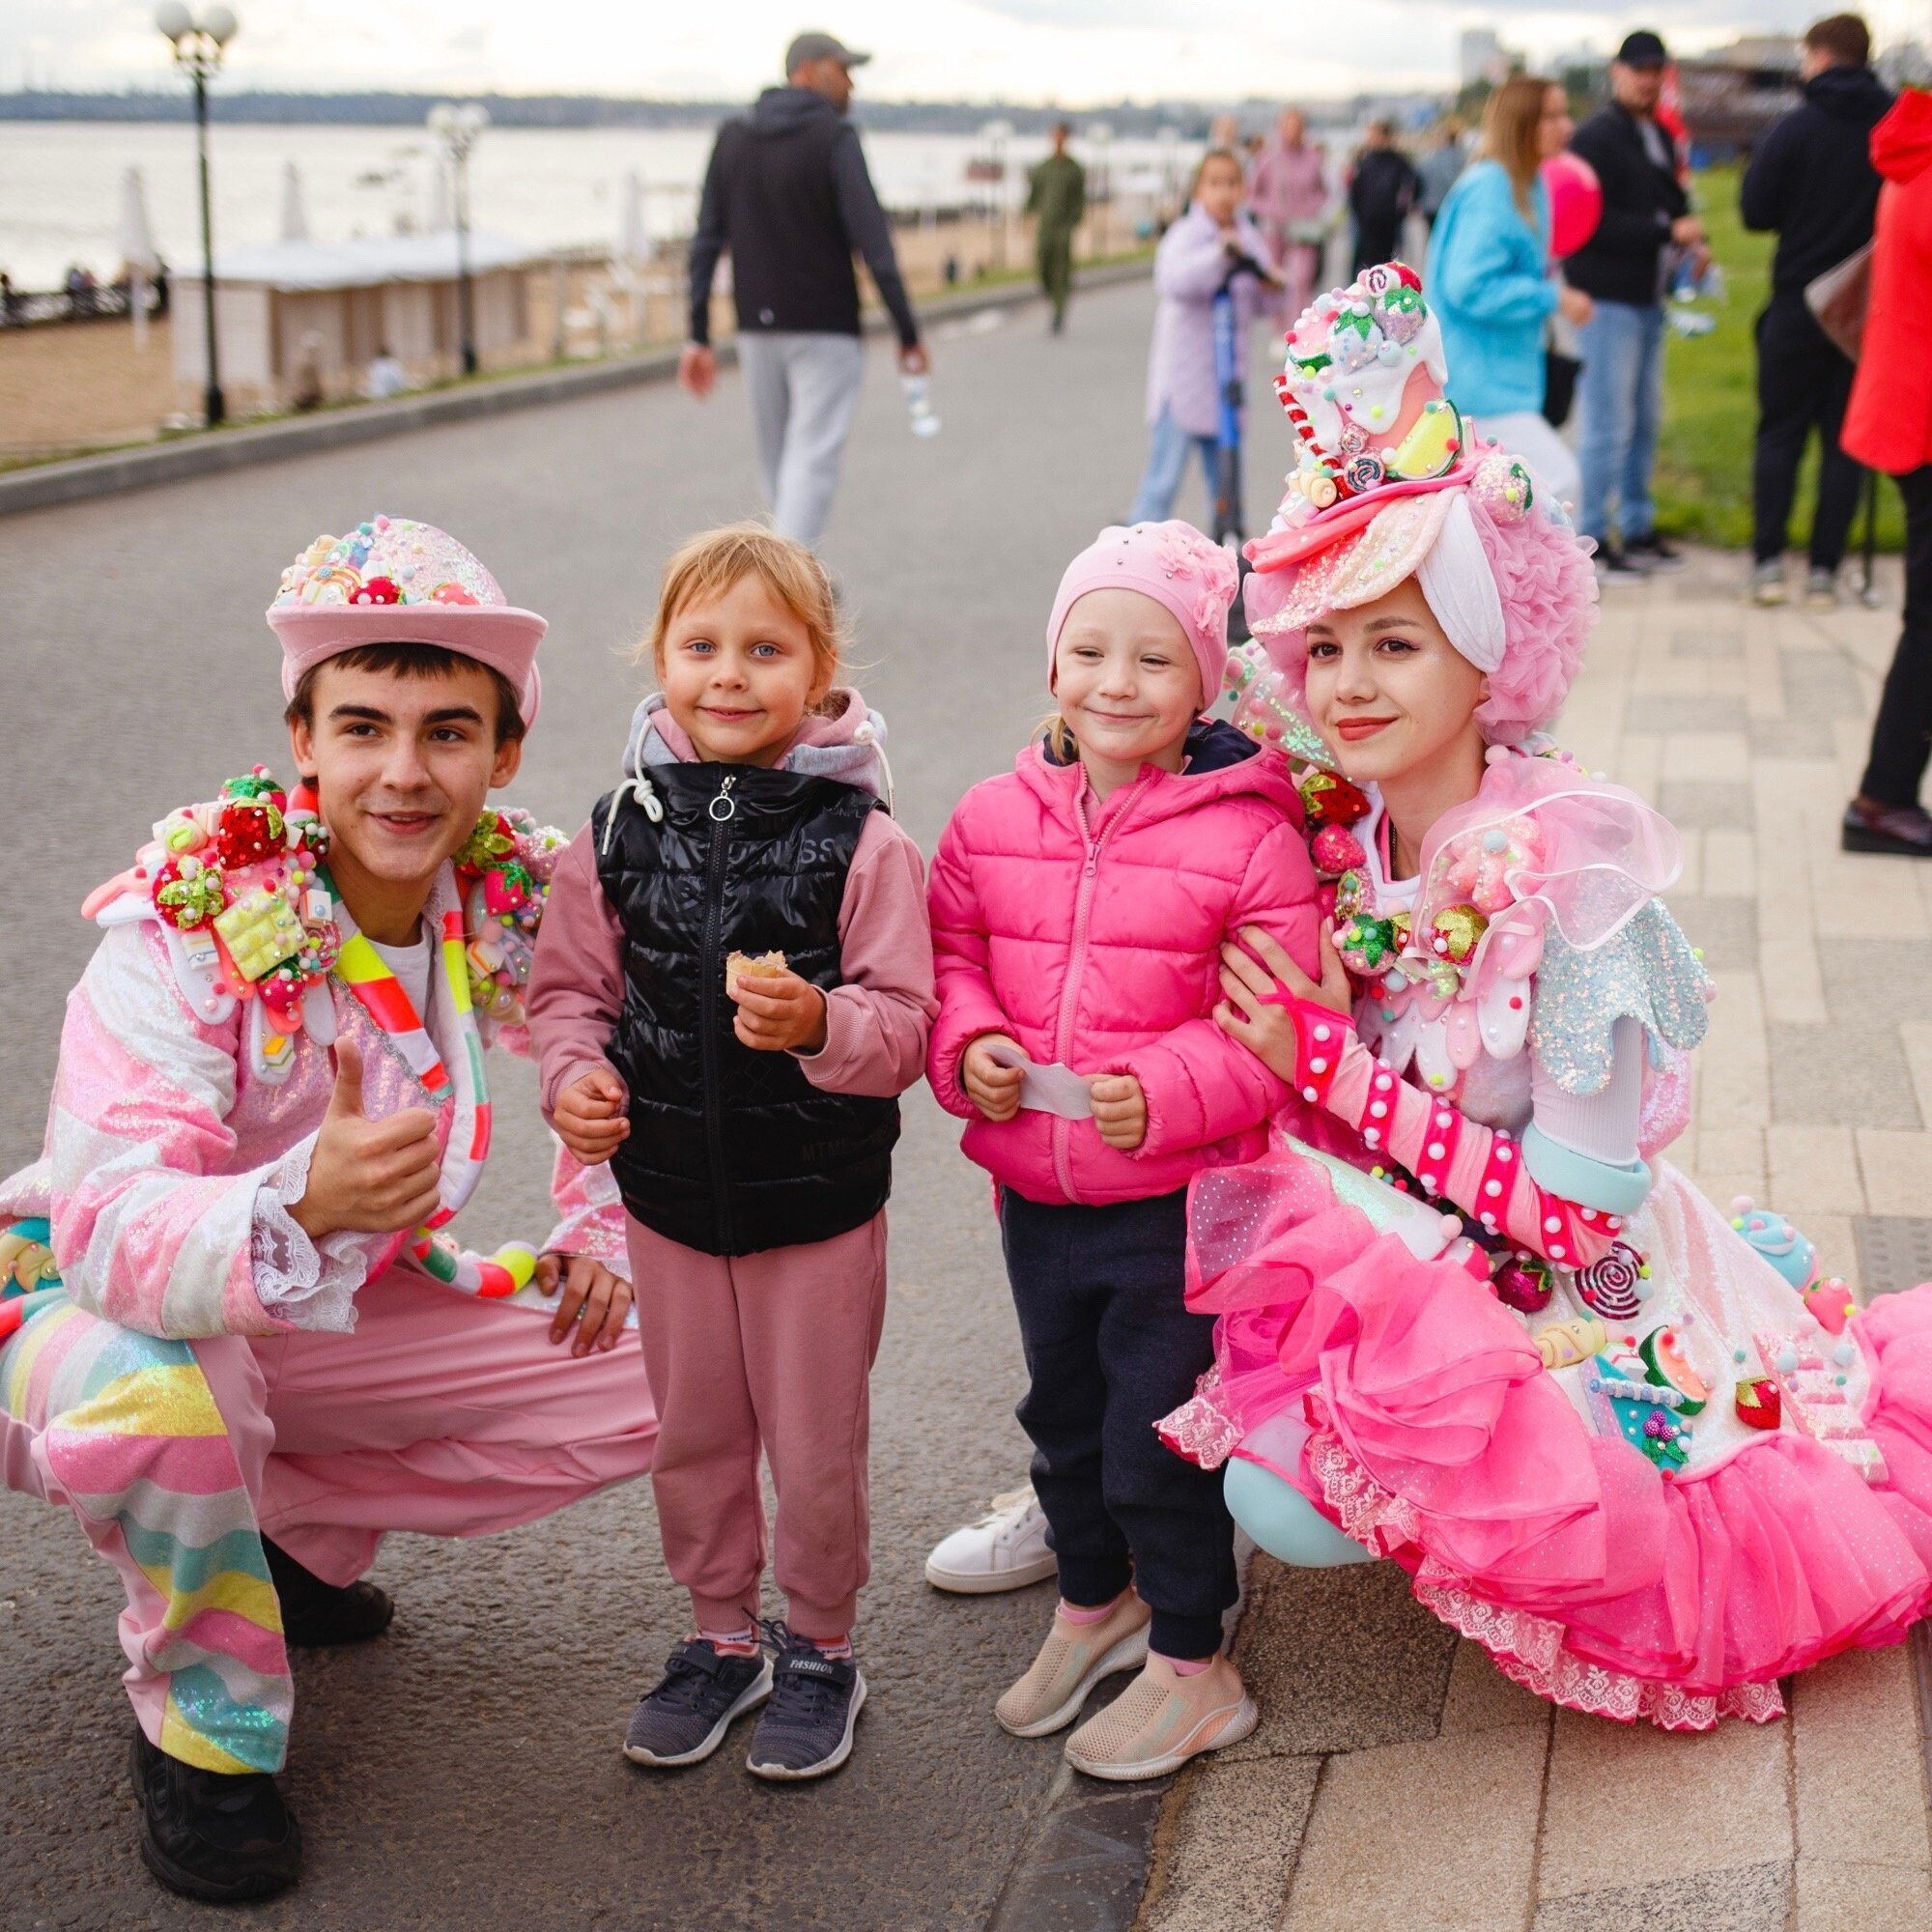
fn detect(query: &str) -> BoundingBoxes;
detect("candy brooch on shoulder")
[1730,1197,1855,1334]
[452,808,564,1022]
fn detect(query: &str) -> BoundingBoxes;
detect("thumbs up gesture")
[289,1038,444,1240]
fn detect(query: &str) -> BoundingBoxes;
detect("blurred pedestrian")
[1348,121,1420,276]
[680,30,927,549]
[1429,75,1592,508]
[1566,29,1707,580]
[1417,118,1467,230]
[290,330,325,412]
[1027,123,1087,334]
[1248,107,1327,320]
[1129,150,1276,526]
[1839,87,1932,855]
[0,270,17,327]
[1742,13,1891,609]
[366,344,410,400]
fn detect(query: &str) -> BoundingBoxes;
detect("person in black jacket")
[679,31,928,549]
[1741,14,1891,609]
[1566,31,1707,579]
[1347,121,1420,275]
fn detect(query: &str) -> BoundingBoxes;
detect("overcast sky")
[11,0,1928,102]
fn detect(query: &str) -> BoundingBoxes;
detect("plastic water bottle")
[902,374,941,439]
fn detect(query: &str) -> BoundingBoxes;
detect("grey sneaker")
[622,1638,773,1768]
[745,1622,867,1781]
[1594,542,1650,583]
[1804,567,1839,609]
[1749,559,1788,606]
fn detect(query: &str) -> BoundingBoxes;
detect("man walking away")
[1742,14,1890,609]
[1248,108,1328,321]
[1028,124,1087,334]
[1567,30,1707,581]
[1838,86,1932,855]
[1348,121,1420,276]
[681,30,928,549]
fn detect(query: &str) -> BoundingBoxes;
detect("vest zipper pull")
[709,775,738,823]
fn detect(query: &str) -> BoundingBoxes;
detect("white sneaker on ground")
[924,1485,1058,1595]
[1804,566,1840,610]
[1749,558,1788,606]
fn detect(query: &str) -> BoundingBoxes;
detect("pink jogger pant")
[625,1210,888,1640]
[0,1265,656,1772]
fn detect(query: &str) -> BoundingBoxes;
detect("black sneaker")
[1624,530,1685,570]
[622,1638,773,1768]
[745,1621,867,1782]
[263,1536,393,1646]
[1594,542,1651,582]
[129,1727,301,1903]
[1843,799,1932,857]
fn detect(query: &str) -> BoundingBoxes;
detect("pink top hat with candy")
[268,513,546,728]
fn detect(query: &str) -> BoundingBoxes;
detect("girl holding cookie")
[924,520,1322,1779]
[529,524,934,1782]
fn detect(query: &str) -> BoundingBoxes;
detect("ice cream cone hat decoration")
[1250,262,1478,576]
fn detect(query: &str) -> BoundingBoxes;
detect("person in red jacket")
[1841,89,1932,855]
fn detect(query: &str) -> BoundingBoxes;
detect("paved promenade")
[3,278,1929,1929]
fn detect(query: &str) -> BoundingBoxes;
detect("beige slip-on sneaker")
[1063,1650,1259,1781]
[994,1590,1151,1739]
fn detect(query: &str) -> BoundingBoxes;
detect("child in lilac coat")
[926,520,1320,1779]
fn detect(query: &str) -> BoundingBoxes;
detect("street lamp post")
[155,2,238,426]
[428,101,489,376]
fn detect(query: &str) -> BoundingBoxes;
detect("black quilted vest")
[590,760,899,1257]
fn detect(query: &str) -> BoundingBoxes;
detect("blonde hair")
[639,522,844,704]
[1480,74,1556,219]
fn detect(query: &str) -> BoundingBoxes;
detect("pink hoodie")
[530,689,935,1123]
[927,720,1321,1207]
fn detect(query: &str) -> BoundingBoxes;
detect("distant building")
[1459,28,1518,87]
[1676,34,1803,159]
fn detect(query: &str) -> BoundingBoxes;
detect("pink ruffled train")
[1163,1144,1932,1728]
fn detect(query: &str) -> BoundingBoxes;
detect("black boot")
[130,1727,301,1902]
[262,1535,394,1646]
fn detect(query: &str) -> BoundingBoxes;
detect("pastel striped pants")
[0,1267,656,1774]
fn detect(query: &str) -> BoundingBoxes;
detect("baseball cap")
[785,31,870,73]
[1615,29,1668,68]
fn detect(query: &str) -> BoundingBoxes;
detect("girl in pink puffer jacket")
[926,520,1321,1780]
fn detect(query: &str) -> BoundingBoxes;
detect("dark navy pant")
[999,1186,1237,1661]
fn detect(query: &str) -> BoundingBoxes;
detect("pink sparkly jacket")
[0,858,621,1343]
[927,722,1321,1208]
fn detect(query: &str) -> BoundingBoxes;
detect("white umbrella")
[117,164,158,349]
[616,169,647,268]
[279,160,310,243]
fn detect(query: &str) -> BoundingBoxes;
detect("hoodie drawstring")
[853,718,895,816]
[600,711,666,855]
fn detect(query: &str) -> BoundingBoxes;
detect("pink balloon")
[1541,152,1603,260]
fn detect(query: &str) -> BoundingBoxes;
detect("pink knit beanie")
[1045,521,1238,706]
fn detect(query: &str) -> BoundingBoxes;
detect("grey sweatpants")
[736,330,867,549]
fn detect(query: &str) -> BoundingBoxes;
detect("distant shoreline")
[0,90,1386,135]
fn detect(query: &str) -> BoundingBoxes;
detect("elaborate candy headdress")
[268,514,546,727]
[1240,263,1597,745]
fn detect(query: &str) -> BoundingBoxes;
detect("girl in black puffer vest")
[529,526,935,1782]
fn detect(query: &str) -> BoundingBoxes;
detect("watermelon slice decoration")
[1734,1376,1781,1430]
[1638,1325,1709,1414]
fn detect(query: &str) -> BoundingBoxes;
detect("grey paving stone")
[1671,627,1744,660]
[1666,895,1759,972]
[1144,1756,1321,1932]
[1855,1216,1932,1297]
[1223,1556,1457,1760]
[1818,939,1932,1027]
[1625,692,1747,733]
[1531,1861,1791,1932]
[1781,646,1866,720]
[988,1780,1171,1932]
[1658,781,1754,831]
[1766,1021,1921,1129]
[1747,714,1841,757]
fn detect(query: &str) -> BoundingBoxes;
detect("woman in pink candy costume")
[1159,263,1932,1730]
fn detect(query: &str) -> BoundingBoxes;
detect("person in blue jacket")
[1428,73,1593,510]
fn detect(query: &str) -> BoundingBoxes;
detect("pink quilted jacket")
[927,722,1321,1207]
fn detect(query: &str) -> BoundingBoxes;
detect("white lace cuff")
[248,1136,372,1333]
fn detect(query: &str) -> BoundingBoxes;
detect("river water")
[0,121,1208,289]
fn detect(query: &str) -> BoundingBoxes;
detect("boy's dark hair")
[283,640,527,746]
[1804,13,1871,66]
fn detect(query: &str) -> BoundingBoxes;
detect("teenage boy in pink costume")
[0,516,655,1902]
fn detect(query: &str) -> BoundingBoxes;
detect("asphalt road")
[0,277,1283,1931]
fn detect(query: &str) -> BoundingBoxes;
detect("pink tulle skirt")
[1161,1142,1932,1729]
